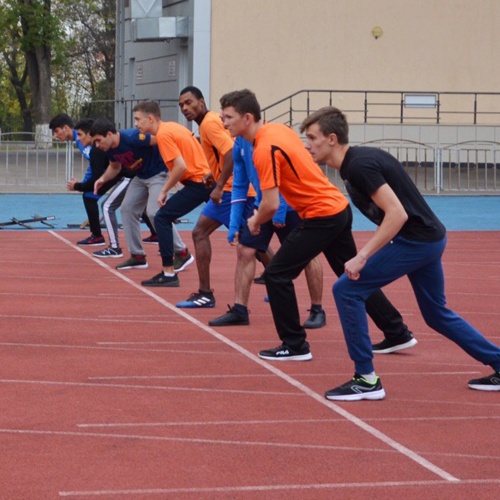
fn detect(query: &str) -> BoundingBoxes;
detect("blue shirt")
[229,136,290,243]
[106,129,166,180]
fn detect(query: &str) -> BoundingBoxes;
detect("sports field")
[0,195,499,498]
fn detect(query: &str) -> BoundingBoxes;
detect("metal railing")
[261,90,500,126]
[1,90,500,194]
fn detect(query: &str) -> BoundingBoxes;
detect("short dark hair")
[179,86,204,100]
[49,113,73,131]
[89,118,117,137]
[133,100,161,119]
[219,89,261,122]
[300,106,349,145]
[74,118,94,133]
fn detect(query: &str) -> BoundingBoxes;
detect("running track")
[0,229,499,498]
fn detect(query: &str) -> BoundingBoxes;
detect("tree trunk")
[25,45,52,145]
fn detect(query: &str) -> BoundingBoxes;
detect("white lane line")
[58,479,500,497]
[48,231,460,482]
[76,414,500,429]
[0,379,300,397]
[0,427,391,453]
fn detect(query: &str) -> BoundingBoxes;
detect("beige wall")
[210,0,500,113]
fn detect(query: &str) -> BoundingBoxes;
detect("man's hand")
[157,188,168,207]
[210,185,224,204]
[67,177,78,191]
[203,172,214,188]
[344,254,367,281]
[247,209,261,236]
[94,178,104,195]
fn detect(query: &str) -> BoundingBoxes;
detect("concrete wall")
[209,0,500,113]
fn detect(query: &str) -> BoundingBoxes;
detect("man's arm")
[247,186,280,235]
[94,161,121,194]
[157,156,187,207]
[210,148,234,204]
[344,183,408,280]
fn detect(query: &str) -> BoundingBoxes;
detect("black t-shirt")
[340,146,446,242]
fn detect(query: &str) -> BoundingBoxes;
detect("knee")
[332,274,350,298]
[192,222,211,243]
[237,245,256,265]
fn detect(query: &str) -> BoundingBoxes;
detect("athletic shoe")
[142,234,158,244]
[176,290,215,308]
[141,272,179,287]
[372,332,417,354]
[258,343,312,361]
[116,256,148,270]
[303,309,326,329]
[173,249,195,272]
[468,371,500,391]
[93,247,123,258]
[325,374,386,401]
[208,305,249,326]
[77,235,105,246]
[253,273,266,285]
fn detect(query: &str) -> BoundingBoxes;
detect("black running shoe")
[468,371,500,391]
[372,332,417,354]
[258,343,312,361]
[208,305,249,326]
[325,373,386,401]
[303,309,326,329]
[141,272,179,287]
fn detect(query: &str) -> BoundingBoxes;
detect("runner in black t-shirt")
[301,106,500,400]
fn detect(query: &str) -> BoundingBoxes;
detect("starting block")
[0,215,56,229]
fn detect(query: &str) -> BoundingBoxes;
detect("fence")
[1,133,499,195]
[2,90,500,194]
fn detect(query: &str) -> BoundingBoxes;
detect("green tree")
[0,0,116,134]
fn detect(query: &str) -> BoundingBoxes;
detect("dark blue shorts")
[239,209,302,252]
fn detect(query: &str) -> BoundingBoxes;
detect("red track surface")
[0,229,499,498]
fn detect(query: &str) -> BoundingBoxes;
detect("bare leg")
[192,215,221,291]
[304,256,323,305]
[235,244,258,306]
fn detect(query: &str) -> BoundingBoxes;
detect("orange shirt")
[199,111,234,191]
[156,121,209,184]
[198,111,256,197]
[253,123,348,219]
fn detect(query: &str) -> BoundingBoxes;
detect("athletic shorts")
[239,209,302,252]
[201,191,255,227]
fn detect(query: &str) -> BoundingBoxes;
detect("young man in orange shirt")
[219,89,415,365]
[132,100,213,288]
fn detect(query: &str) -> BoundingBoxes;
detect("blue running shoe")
[176,290,215,308]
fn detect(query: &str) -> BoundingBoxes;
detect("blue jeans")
[333,235,500,374]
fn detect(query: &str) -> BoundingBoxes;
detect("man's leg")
[120,177,148,257]
[321,209,414,351]
[92,178,129,258]
[303,257,326,329]
[274,210,326,329]
[192,214,221,291]
[208,243,257,326]
[143,181,211,287]
[77,194,105,246]
[176,193,234,307]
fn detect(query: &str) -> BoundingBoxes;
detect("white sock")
[163,272,176,277]
[361,372,377,384]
